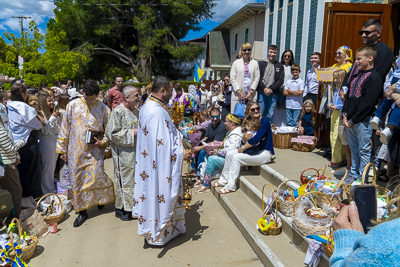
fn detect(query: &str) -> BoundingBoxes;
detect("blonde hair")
[242,101,260,132]
[300,99,316,126]
[332,69,347,101]
[239,42,252,58]
[37,91,52,119]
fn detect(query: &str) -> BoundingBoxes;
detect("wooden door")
[321,3,392,67]
[317,2,392,147]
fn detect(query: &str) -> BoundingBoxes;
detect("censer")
[182,149,195,209]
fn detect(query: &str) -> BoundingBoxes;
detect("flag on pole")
[194,63,205,82]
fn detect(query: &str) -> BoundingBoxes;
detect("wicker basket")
[258,184,282,235]
[293,191,334,236]
[276,180,301,217]
[9,218,38,261]
[316,168,348,208]
[37,193,66,224]
[344,163,391,201]
[300,168,320,184]
[271,124,298,149]
[323,230,334,257]
[291,136,317,152]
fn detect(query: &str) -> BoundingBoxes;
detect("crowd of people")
[0,18,399,255]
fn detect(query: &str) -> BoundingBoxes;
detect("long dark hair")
[280,49,295,66]
[10,83,27,102]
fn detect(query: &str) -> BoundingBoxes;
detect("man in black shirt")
[193,107,227,172]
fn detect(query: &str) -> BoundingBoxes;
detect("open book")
[86,130,104,144]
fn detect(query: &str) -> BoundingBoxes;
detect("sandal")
[217,188,234,194]
[195,186,210,194]
[328,161,340,168]
[212,182,223,188]
[193,179,203,188]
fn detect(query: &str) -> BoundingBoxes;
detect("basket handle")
[388,196,400,215]
[331,167,348,193]
[261,184,279,221]
[36,193,65,210]
[293,191,333,214]
[271,124,277,130]
[9,218,23,252]
[360,163,376,185]
[300,168,320,178]
[277,180,302,191]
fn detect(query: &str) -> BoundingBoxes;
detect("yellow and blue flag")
[194,63,205,82]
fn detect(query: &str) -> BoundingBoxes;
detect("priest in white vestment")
[132,76,190,246]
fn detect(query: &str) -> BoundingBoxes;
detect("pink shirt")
[107,86,124,109]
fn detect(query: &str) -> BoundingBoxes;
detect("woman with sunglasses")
[332,46,353,72]
[230,43,260,114]
[213,102,274,194]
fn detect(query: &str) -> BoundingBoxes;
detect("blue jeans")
[347,122,372,180]
[258,93,277,119]
[202,155,226,186]
[286,109,301,127]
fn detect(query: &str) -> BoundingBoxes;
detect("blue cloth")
[258,93,277,120]
[374,99,400,127]
[347,122,372,180]
[247,117,274,155]
[286,109,301,127]
[301,112,314,136]
[330,217,400,266]
[330,88,344,110]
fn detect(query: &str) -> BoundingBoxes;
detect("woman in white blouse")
[38,92,62,194]
[230,43,260,113]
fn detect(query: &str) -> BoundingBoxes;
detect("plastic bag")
[60,164,72,189]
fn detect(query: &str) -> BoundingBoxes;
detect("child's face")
[305,103,312,113]
[333,73,339,86]
[356,52,373,70]
[247,124,255,132]
[200,114,207,121]
[291,70,300,79]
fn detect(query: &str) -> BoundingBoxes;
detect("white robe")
[132,96,186,246]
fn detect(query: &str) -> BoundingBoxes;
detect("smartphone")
[351,185,377,233]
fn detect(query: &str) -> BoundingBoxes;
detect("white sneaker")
[380,127,393,145]
[370,116,381,131]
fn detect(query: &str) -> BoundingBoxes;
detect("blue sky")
[0,0,263,41]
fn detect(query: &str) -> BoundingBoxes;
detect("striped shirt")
[0,120,25,165]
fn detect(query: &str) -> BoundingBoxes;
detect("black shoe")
[115,209,124,218]
[97,205,105,210]
[119,211,133,221]
[73,212,88,227]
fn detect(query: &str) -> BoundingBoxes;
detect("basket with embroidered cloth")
[291,135,317,152]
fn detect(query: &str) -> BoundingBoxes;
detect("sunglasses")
[334,52,343,56]
[250,107,260,112]
[359,30,379,36]
[243,49,251,52]
[211,115,220,119]
[213,87,219,89]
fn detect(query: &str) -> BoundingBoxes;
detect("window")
[279,0,284,9]
[243,27,249,43]
[288,0,293,4]
[270,0,275,11]
[233,32,238,51]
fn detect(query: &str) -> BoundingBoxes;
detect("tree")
[49,0,214,81]
[0,21,86,87]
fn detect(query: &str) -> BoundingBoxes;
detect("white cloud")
[210,0,262,23]
[0,0,55,33]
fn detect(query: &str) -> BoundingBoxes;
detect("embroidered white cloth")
[132,96,186,246]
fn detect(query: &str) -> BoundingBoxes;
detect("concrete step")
[210,162,332,266]
[211,186,305,267]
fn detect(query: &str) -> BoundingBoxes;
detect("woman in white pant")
[38,92,61,194]
[214,102,275,193]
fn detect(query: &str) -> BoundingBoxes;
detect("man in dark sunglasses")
[357,19,393,82]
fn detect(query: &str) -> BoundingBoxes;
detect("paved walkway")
[27,159,263,267]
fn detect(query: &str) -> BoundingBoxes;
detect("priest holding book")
[132,76,191,246]
[105,86,140,221]
[56,80,115,228]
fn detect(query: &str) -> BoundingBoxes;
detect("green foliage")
[0,21,86,87]
[49,0,214,80]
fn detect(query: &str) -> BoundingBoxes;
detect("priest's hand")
[184,149,192,161]
[90,137,107,148]
[133,129,138,135]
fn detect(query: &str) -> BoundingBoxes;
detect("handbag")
[234,100,246,119]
